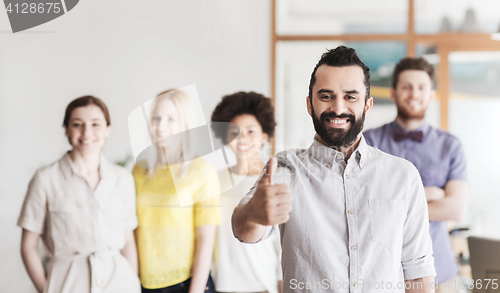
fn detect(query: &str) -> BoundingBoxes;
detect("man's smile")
[325,117,350,128]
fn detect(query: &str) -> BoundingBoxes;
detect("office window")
[448,52,500,238]
[272,0,500,240]
[275,41,415,149]
[276,0,408,35]
[415,0,500,34]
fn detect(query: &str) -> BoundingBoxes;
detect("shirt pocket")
[48,199,77,247]
[368,199,406,249]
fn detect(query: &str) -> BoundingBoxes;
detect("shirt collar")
[391,120,431,138]
[309,135,367,169]
[60,152,111,180]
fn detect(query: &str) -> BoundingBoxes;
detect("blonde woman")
[133,89,220,293]
[18,96,140,293]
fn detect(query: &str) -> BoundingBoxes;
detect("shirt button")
[353,282,357,287]
[336,153,341,159]
[348,210,353,214]
[326,164,331,168]
[345,174,350,179]
[351,245,357,250]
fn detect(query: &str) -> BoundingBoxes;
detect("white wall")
[0,0,270,291]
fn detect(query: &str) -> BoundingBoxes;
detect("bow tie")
[393,129,424,142]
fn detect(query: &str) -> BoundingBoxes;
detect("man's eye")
[152,116,160,121]
[320,95,332,100]
[230,132,239,136]
[72,123,81,127]
[93,123,100,127]
[346,95,356,100]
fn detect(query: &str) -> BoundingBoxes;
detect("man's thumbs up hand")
[244,157,293,226]
[261,156,278,185]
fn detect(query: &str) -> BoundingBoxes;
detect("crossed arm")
[425,180,467,222]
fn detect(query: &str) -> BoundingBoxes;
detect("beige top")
[17,153,140,293]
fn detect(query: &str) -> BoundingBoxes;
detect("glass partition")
[276,0,408,35]
[415,0,500,34]
[275,41,441,151]
[448,51,500,238]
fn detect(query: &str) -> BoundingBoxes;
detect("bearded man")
[232,46,437,293]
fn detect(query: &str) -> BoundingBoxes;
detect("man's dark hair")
[211,91,276,142]
[392,57,435,89]
[308,46,371,101]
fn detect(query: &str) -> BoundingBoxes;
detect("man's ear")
[306,96,312,117]
[365,97,374,117]
[430,89,436,102]
[390,88,397,103]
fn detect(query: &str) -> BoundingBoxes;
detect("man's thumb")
[262,157,277,185]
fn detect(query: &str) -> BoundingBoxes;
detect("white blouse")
[214,171,282,293]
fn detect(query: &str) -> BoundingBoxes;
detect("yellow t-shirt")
[132,158,221,289]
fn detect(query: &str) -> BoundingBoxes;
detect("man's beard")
[311,103,366,148]
[394,91,427,121]
[396,104,425,121]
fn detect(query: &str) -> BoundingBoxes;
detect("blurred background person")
[133,89,220,293]
[211,92,282,293]
[18,96,140,293]
[364,57,468,293]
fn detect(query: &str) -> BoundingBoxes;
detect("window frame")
[271,0,500,151]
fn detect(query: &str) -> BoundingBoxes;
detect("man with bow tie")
[364,57,468,293]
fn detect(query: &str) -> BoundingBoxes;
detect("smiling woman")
[210,92,282,293]
[17,96,141,293]
[63,96,111,151]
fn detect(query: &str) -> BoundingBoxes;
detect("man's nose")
[412,88,420,98]
[329,98,347,114]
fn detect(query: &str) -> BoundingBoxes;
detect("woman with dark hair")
[211,92,282,293]
[18,96,140,293]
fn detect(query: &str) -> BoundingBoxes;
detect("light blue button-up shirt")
[239,135,436,292]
